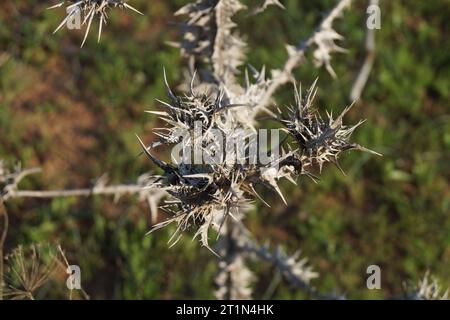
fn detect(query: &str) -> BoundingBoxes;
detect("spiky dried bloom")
[140,68,379,254]
[140,75,249,253]
[49,0,143,47]
[279,80,381,173]
[139,73,302,253]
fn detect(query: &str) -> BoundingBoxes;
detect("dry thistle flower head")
[138,73,255,255]
[279,79,381,173]
[139,69,381,254]
[49,0,143,47]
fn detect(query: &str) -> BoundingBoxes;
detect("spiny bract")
[138,72,380,255]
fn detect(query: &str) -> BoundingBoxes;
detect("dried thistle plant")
[49,0,143,47]
[3,244,62,300]
[31,0,445,300]
[278,80,381,173]
[134,0,383,299]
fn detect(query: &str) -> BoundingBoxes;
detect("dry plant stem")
[8,185,148,199]
[0,200,8,300]
[3,167,152,200]
[350,0,377,101]
[224,224,235,300]
[2,165,164,224]
[56,245,90,300]
[260,0,352,109]
[5,182,163,224]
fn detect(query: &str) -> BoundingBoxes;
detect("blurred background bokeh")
[0,0,449,299]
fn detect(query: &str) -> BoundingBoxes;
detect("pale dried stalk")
[1,163,165,224]
[49,0,143,47]
[8,185,152,199]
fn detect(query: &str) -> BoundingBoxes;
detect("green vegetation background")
[0,0,449,299]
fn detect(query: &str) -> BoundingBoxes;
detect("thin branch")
[1,162,166,224]
[8,185,151,199]
[2,166,147,200]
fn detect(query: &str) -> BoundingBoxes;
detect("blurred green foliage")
[0,0,449,299]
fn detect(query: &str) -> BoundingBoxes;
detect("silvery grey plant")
[0,0,446,300]
[136,0,380,298]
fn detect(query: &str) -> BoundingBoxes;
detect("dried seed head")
[280,80,381,172]
[49,0,143,47]
[142,73,379,253]
[3,244,62,300]
[155,71,235,131]
[146,164,252,255]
